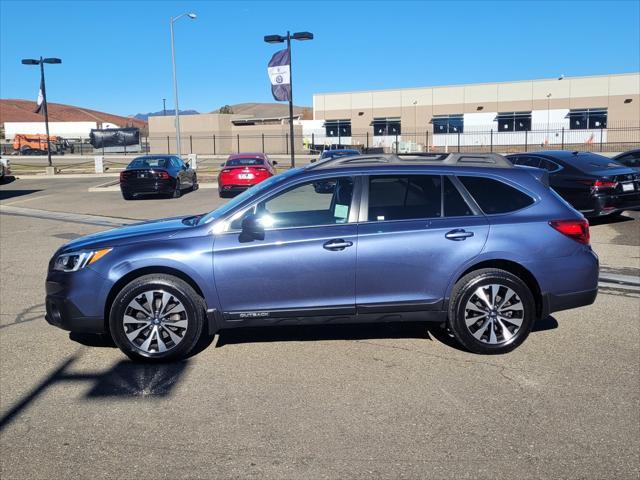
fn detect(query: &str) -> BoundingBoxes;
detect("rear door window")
[458,176,534,214]
[368,175,441,221]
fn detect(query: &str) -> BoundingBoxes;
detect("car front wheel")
[109,274,205,362]
[448,268,536,354]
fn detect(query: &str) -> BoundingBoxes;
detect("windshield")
[199,168,300,225]
[128,157,172,169]
[226,158,265,167]
[321,150,359,159]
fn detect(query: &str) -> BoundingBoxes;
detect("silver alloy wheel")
[122,290,188,354]
[464,284,524,345]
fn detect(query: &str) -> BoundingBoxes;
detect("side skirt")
[218,301,446,330]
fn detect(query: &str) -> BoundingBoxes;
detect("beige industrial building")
[148,113,304,155]
[312,72,640,150]
[148,73,639,155]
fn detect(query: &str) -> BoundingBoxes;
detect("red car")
[217,153,277,198]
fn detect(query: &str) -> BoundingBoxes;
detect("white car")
[0,156,11,181]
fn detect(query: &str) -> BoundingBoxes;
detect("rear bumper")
[543,287,598,316]
[218,184,253,194]
[120,179,176,195]
[587,192,640,216]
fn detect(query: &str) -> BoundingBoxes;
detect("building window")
[324,119,351,137]
[372,118,401,136]
[495,112,532,132]
[568,108,607,129]
[432,114,464,134]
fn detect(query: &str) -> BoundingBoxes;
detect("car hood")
[60,216,198,252]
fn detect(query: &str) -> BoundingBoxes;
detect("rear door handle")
[445,229,474,241]
[323,239,353,251]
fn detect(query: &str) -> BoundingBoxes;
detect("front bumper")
[45,268,111,334]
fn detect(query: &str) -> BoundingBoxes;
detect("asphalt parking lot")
[1,175,639,479]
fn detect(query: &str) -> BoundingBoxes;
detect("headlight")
[53,248,112,272]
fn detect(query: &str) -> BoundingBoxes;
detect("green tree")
[219,105,234,114]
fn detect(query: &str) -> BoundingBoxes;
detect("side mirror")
[240,213,265,241]
[220,163,226,167]
[272,160,278,166]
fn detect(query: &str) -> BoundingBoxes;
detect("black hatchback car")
[506,150,640,217]
[120,155,198,200]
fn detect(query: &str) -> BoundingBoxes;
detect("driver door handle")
[323,239,353,251]
[445,229,474,241]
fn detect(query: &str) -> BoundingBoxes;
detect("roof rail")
[307,152,514,169]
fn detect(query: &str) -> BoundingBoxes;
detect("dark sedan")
[120,155,198,200]
[506,150,640,217]
[613,148,640,170]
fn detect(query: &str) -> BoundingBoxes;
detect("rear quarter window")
[458,176,534,214]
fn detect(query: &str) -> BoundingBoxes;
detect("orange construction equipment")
[12,134,71,154]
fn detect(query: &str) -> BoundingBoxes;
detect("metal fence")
[2,123,639,157]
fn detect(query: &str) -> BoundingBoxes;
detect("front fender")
[92,235,219,311]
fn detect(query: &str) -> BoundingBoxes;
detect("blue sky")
[1,0,639,116]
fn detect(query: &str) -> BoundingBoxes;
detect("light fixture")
[476,106,484,111]
[624,98,633,104]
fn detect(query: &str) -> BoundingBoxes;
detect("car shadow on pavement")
[0,175,17,185]
[589,212,636,226]
[0,188,41,200]
[216,316,559,352]
[0,352,190,431]
[216,322,434,348]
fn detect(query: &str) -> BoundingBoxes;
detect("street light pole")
[170,12,196,158]
[163,98,167,116]
[286,32,295,167]
[21,57,61,168]
[546,93,552,146]
[264,31,313,168]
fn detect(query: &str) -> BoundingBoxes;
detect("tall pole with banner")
[265,31,313,168]
[21,56,61,168]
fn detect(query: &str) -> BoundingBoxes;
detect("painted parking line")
[0,205,144,227]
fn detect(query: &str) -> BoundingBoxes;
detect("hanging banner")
[267,48,291,102]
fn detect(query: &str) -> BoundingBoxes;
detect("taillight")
[120,171,133,181]
[254,167,267,172]
[155,170,170,179]
[593,179,617,189]
[549,219,590,245]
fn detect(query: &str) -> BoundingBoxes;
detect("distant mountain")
[134,109,199,121]
[211,103,312,119]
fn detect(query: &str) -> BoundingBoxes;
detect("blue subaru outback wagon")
[46,153,598,361]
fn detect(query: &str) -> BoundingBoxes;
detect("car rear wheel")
[448,268,535,354]
[121,190,133,200]
[109,274,205,362]
[172,183,182,198]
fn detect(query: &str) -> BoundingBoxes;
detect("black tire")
[218,190,229,198]
[109,274,206,362]
[173,182,182,198]
[191,175,199,191]
[448,268,536,354]
[121,190,133,200]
